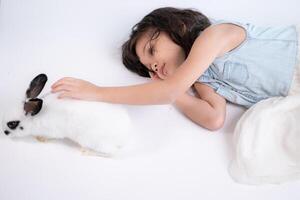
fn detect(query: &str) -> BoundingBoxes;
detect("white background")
[0,0,299,199]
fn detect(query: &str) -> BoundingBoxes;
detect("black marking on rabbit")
[7,121,20,129]
[26,74,47,99]
[24,98,43,116]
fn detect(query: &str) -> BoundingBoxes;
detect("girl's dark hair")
[121,7,211,78]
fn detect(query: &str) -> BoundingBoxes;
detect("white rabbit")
[1,74,132,157]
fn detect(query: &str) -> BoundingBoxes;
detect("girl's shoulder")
[202,21,247,58]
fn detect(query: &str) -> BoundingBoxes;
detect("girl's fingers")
[51,77,77,88]
[152,74,162,81]
[57,91,75,99]
[51,84,74,93]
[149,72,154,78]
[149,72,158,80]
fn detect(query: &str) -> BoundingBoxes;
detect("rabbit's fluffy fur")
[2,74,132,157]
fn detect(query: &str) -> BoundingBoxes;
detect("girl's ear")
[24,98,43,116]
[26,74,48,99]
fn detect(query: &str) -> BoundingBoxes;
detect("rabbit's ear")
[24,98,43,116]
[26,74,48,99]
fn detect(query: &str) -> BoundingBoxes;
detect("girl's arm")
[52,25,232,105]
[51,76,172,105]
[96,80,172,105]
[174,83,227,131]
[165,25,234,100]
[174,92,225,131]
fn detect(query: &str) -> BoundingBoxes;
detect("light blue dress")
[196,18,299,108]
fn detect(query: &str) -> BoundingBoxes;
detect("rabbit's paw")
[35,136,48,143]
[80,147,112,158]
[96,143,122,157]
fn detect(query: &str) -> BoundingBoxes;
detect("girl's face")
[135,29,186,80]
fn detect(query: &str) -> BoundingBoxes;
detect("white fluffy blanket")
[229,95,300,185]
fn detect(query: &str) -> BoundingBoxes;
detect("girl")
[51,7,299,131]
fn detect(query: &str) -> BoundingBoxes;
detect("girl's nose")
[151,63,158,72]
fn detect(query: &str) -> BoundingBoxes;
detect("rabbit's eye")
[7,121,20,130]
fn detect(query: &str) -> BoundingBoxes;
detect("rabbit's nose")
[4,130,10,135]
[7,121,20,130]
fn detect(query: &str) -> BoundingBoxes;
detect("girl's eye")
[149,46,155,55]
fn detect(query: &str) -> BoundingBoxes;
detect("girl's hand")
[51,77,100,101]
